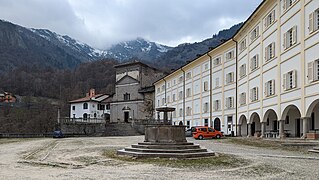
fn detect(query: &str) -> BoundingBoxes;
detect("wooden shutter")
[292,26,297,45]
[256,87,259,100]
[231,72,234,82]
[250,89,253,101]
[272,79,275,95]
[265,46,269,61]
[308,62,314,82]
[272,42,276,58]
[256,26,259,37]
[256,55,259,67]
[264,82,268,96]
[283,73,287,91]
[272,10,276,22]
[283,32,287,49]
[309,12,314,33]
[283,0,287,11]
[292,70,297,88]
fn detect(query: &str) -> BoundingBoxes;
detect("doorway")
[251,122,256,136]
[214,118,221,131]
[124,112,129,123]
[296,118,301,137]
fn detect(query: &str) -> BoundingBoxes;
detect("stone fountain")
[117,106,214,158]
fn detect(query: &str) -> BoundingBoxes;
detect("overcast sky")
[0,0,262,49]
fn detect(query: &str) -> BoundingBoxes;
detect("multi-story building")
[154,0,319,138]
[110,61,164,123]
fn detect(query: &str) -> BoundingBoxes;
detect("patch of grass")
[103,149,249,169]
[226,138,308,152]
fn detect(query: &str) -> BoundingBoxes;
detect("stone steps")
[308,147,319,153]
[131,144,200,149]
[124,147,207,153]
[117,149,215,158]
[117,142,214,158]
[138,142,194,146]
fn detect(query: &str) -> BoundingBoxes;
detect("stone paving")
[0,136,318,179]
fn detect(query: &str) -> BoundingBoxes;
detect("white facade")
[69,89,110,119]
[155,0,319,138]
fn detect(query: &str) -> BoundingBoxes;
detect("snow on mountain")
[31,28,172,63]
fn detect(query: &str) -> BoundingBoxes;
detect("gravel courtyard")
[0,136,319,180]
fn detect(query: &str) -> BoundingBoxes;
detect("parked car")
[192,126,223,140]
[185,129,193,137]
[53,130,64,138]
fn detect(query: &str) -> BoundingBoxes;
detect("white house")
[69,89,111,120]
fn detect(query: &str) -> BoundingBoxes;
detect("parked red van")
[192,126,223,140]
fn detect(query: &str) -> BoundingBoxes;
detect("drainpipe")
[232,38,238,136]
[181,68,186,125]
[206,52,213,127]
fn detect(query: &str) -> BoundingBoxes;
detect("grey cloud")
[0,0,262,49]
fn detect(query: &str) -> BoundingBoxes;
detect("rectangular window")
[308,60,319,82]
[157,88,160,93]
[264,9,275,28]
[265,80,275,97]
[162,98,165,106]
[226,72,234,84]
[225,97,234,109]
[284,26,297,49]
[167,82,170,88]
[265,42,275,61]
[239,64,246,78]
[250,26,259,42]
[250,87,259,102]
[225,51,234,60]
[203,102,209,113]
[186,88,191,97]
[124,93,130,101]
[283,0,295,11]
[250,54,259,71]
[178,76,183,83]
[161,85,165,91]
[309,9,319,33]
[186,121,190,129]
[204,63,209,70]
[186,107,192,116]
[239,39,247,52]
[213,57,221,66]
[179,108,183,117]
[215,77,220,88]
[283,70,297,90]
[167,96,170,103]
[72,106,75,110]
[186,72,192,80]
[213,100,220,111]
[173,94,176,101]
[203,81,209,91]
[179,91,183,100]
[239,92,246,106]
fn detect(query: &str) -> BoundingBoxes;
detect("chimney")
[89,89,95,97]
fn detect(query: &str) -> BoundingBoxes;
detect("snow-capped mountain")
[31,28,172,63]
[103,38,173,62]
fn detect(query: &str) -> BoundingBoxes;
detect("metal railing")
[60,118,107,124]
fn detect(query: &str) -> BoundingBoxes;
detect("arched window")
[83,103,88,109]
[94,113,97,118]
[83,113,88,120]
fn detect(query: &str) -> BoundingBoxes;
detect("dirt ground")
[0,136,319,180]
